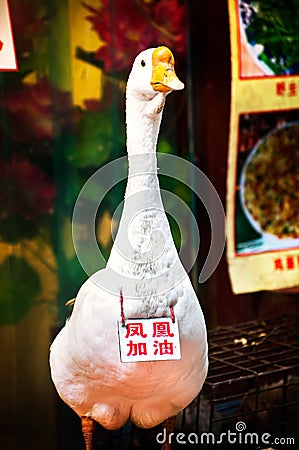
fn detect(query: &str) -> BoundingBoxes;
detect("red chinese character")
[127,341,147,356]
[286,256,295,270]
[152,321,174,338]
[288,82,297,97]
[0,41,3,51]
[274,258,284,271]
[153,339,174,356]
[276,82,286,96]
[125,322,147,339]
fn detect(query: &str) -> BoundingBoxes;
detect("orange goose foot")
[81,416,95,450]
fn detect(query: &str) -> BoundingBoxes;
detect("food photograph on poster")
[235,110,299,254]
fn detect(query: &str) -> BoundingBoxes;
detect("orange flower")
[83,0,186,72]
[3,79,73,141]
[0,156,54,218]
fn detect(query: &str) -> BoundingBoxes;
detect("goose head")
[126,46,184,102]
[125,46,184,155]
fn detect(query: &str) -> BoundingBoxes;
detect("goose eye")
[141,59,146,67]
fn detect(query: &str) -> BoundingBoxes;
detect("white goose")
[50,46,208,450]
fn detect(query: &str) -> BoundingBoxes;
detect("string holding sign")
[0,0,17,71]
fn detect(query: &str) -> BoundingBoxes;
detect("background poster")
[227,0,299,293]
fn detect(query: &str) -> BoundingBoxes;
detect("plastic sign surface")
[118,317,181,363]
[0,0,17,71]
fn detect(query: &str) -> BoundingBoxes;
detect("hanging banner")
[227,0,299,293]
[0,0,17,71]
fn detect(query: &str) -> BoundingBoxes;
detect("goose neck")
[125,95,163,197]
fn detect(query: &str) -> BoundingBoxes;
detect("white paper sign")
[0,0,17,71]
[118,317,181,363]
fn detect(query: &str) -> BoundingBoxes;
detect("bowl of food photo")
[240,121,299,246]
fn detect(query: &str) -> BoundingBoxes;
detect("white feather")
[50,47,208,430]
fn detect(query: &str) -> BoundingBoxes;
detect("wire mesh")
[176,314,299,449]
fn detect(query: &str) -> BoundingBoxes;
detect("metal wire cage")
[176,314,299,449]
[62,315,299,449]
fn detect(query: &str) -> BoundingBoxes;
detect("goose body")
[50,47,208,433]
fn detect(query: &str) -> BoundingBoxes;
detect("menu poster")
[227,0,299,293]
[0,0,17,71]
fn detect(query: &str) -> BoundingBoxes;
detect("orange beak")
[151,46,184,93]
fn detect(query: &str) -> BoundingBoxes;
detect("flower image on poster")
[0,0,189,321]
[81,0,186,73]
[238,0,299,78]
[0,1,191,447]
